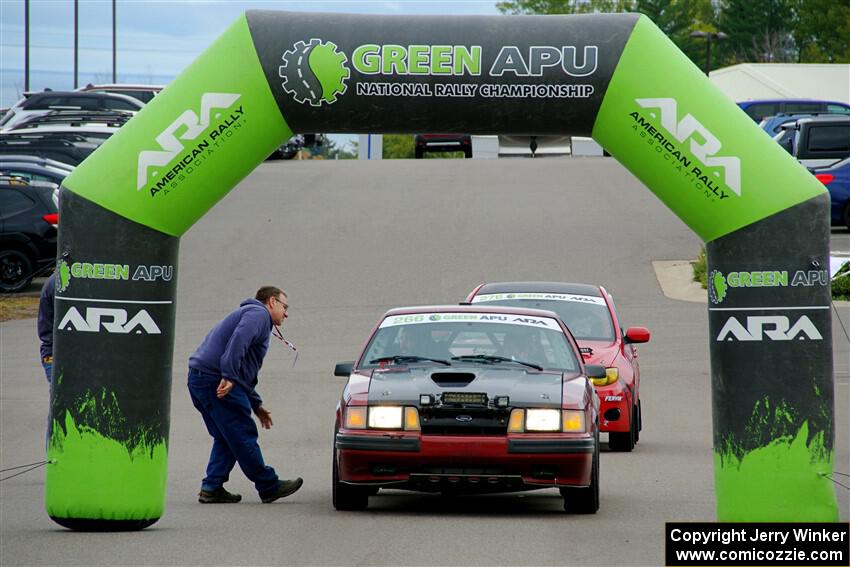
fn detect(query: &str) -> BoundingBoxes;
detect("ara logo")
[137,92,241,190]
[280,39,350,106]
[58,306,162,334]
[716,315,822,341]
[636,98,741,196]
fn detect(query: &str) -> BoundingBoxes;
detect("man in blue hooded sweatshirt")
[188,286,303,504]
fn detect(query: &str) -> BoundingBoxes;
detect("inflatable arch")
[46,11,837,529]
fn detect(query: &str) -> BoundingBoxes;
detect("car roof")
[0,176,58,194]
[794,115,850,125]
[475,281,603,297]
[382,304,566,320]
[78,83,164,91]
[737,99,848,106]
[19,90,144,109]
[0,155,74,170]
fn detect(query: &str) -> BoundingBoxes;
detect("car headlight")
[526,409,562,431]
[591,367,619,387]
[369,406,403,429]
[507,409,586,433]
[345,406,421,431]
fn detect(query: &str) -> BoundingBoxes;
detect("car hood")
[367,366,563,408]
[578,340,619,367]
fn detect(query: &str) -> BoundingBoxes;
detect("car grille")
[420,407,508,435]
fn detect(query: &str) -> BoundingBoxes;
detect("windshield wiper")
[451,354,543,371]
[370,355,451,366]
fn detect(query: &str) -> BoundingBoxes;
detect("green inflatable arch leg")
[48,11,836,529]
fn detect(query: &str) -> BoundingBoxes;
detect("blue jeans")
[187,369,279,496]
[42,361,52,383]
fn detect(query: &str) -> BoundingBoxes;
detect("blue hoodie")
[189,298,272,409]
[37,272,56,360]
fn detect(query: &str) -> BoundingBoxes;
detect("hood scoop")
[430,372,476,387]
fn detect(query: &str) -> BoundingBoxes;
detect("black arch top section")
[245,11,639,135]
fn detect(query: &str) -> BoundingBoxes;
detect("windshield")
[360,312,579,372]
[471,293,616,342]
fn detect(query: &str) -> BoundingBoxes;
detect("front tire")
[332,449,368,511]
[562,432,599,514]
[608,405,636,452]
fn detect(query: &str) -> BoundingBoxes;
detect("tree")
[323,137,357,160]
[497,0,723,71]
[496,0,634,15]
[635,0,721,71]
[794,0,850,63]
[382,134,416,159]
[717,0,797,63]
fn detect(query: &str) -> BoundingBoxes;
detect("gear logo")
[709,270,727,305]
[279,39,350,106]
[57,259,71,293]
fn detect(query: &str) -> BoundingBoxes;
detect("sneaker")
[260,478,303,503]
[198,486,242,504]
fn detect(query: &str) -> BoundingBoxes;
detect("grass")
[0,296,40,322]
[691,248,850,301]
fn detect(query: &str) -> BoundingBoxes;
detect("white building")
[709,63,850,104]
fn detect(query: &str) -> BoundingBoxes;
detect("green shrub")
[833,262,850,301]
[692,247,708,289]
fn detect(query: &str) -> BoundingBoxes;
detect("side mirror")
[334,361,354,377]
[624,327,651,344]
[584,364,607,379]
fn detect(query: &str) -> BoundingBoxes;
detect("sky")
[0,0,502,108]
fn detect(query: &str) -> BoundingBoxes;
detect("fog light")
[604,408,621,422]
[420,394,433,406]
[495,396,510,408]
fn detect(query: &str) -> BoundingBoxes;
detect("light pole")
[690,30,727,75]
[74,0,78,88]
[112,0,116,83]
[24,0,30,91]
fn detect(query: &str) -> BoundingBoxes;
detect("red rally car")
[465,282,650,452]
[332,305,605,513]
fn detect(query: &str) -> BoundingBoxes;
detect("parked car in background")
[0,91,143,132]
[759,113,822,136]
[6,109,133,133]
[0,176,59,292]
[332,304,604,512]
[0,155,73,185]
[0,109,132,166]
[811,158,850,229]
[737,99,850,122]
[465,282,650,452]
[775,115,850,168]
[76,83,164,104]
[414,134,472,158]
[0,131,106,166]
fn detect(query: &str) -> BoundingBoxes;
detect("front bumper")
[336,430,594,490]
[595,383,631,433]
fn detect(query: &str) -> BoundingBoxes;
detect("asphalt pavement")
[1,158,847,566]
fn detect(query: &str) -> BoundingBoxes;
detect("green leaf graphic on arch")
[279,39,350,106]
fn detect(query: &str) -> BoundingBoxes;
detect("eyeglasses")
[274,297,289,311]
